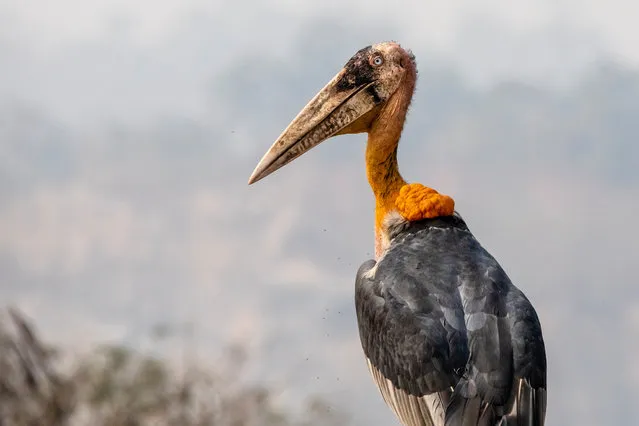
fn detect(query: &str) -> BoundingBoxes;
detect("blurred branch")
[0,307,75,425]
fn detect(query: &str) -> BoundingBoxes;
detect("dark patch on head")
[335,45,376,92]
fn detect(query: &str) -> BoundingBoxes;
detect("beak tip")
[248,164,266,185]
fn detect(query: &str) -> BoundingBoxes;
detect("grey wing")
[501,288,547,425]
[445,259,547,426]
[355,252,468,426]
[355,218,546,426]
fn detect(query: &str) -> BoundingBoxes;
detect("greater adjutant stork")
[248,42,547,426]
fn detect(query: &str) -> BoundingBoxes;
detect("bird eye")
[371,55,384,66]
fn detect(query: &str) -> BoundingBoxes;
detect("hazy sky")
[1,2,638,425]
[1,0,638,126]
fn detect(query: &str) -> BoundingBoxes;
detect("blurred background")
[1,1,638,425]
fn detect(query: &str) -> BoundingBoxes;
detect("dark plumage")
[356,214,546,425]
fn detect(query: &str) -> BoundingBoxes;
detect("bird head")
[248,41,417,185]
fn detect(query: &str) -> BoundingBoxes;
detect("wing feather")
[355,216,547,426]
[367,358,448,426]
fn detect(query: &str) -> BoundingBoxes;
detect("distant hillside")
[1,58,638,426]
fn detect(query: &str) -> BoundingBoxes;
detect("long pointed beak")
[248,69,377,185]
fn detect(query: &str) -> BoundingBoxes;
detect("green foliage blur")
[0,308,349,426]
